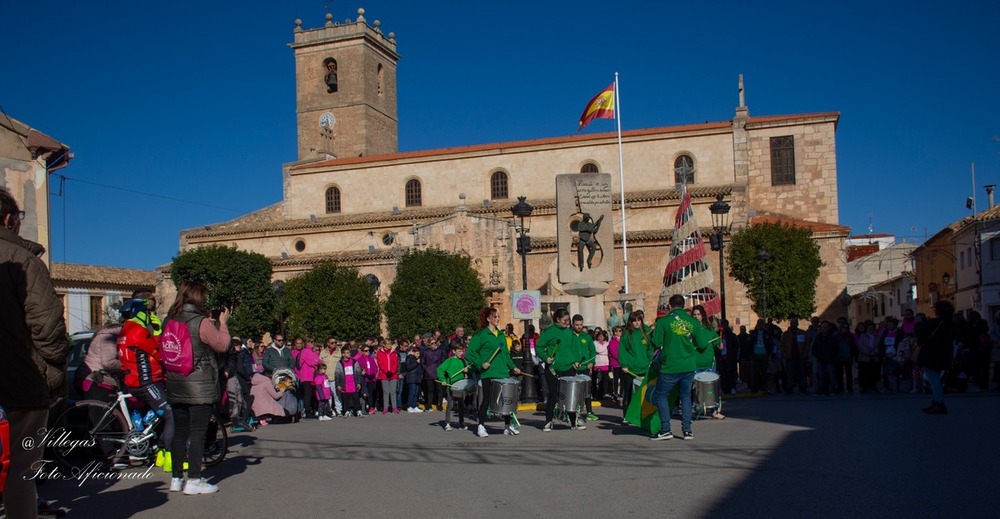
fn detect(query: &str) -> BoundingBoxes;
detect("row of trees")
[169,247,486,341]
[168,223,823,340]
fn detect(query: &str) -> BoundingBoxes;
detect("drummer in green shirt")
[536,308,583,432]
[437,344,472,431]
[617,310,653,424]
[571,314,599,425]
[649,294,719,441]
[466,307,521,437]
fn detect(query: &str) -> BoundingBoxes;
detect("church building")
[176,10,850,331]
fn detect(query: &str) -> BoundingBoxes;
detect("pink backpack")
[161,316,199,376]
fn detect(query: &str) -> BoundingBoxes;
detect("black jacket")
[917,318,955,370]
[403,354,424,384]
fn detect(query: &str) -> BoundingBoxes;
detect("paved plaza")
[32,392,999,518]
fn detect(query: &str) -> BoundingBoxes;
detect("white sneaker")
[444,423,453,431]
[170,477,184,492]
[542,421,553,432]
[504,426,520,436]
[477,424,489,438]
[182,478,219,495]
[408,407,421,413]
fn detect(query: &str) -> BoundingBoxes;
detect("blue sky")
[2,1,998,270]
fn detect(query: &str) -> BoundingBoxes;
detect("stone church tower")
[291,10,399,161]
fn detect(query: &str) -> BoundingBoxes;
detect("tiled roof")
[749,212,850,235]
[290,112,840,172]
[185,185,733,239]
[51,263,157,288]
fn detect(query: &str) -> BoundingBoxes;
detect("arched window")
[325,186,341,214]
[674,154,695,185]
[405,179,422,207]
[323,58,338,93]
[490,170,509,200]
[580,162,599,173]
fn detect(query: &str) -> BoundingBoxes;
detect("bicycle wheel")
[202,411,228,467]
[50,400,129,471]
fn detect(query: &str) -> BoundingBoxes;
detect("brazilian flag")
[625,363,679,435]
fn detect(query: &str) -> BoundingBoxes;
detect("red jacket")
[117,315,163,388]
[375,347,400,380]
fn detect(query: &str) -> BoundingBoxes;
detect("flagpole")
[614,72,630,294]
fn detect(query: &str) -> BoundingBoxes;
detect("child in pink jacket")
[314,363,334,420]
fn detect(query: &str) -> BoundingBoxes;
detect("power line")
[59,175,243,213]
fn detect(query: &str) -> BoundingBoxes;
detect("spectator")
[608,326,623,400]
[918,301,956,414]
[375,338,400,413]
[314,363,334,420]
[262,334,293,376]
[0,187,70,517]
[76,324,122,402]
[422,338,445,411]
[403,347,424,412]
[335,346,364,417]
[164,281,231,495]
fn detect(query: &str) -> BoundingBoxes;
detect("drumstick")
[486,347,501,365]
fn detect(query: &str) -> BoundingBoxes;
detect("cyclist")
[116,289,175,471]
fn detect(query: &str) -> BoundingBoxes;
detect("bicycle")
[50,369,228,471]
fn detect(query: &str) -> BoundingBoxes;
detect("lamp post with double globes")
[709,194,732,322]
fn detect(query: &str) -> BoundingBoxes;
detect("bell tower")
[291,9,399,161]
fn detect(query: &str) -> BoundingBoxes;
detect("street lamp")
[511,196,536,402]
[709,194,732,322]
[512,196,534,291]
[757,248,770,321]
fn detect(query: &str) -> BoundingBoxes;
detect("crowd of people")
[69,283,993,499]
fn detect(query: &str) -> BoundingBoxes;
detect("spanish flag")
[578,83,615,130]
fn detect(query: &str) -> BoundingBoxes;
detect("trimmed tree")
[727,222,824,320]
[385,249,485,338]
[170,245,277,340]
[283,262,381,341]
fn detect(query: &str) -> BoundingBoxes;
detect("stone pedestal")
[564,281,609,329]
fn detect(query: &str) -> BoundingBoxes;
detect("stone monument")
[556,173,614,327]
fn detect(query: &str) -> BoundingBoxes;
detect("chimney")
[987,184,996,209]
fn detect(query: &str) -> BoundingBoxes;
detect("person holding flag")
[537,308,585,432]
[649,294,718,441]
[466,307,521,437]
[618,310,653,424]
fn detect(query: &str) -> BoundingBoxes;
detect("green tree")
[170,245,277,340]
[727,222,824,320]
[385,249,486,338]
[283,262,381,341]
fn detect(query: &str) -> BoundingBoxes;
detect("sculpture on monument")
[575,213,604,271]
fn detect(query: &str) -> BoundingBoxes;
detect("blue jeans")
[923,369,944,403]
[654,371,694,434]
[407,382,421,408]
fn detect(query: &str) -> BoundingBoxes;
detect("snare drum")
[488,378,521,415]
[558,376,588,412]
[449,378,477,398]
[693,371,721,410]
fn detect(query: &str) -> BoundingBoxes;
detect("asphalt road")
[32,392,999,518]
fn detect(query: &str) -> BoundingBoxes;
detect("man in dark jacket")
[421,339,446,410]
[811,321,839,396]
[0,188,69,517]
[918,300,957,414]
